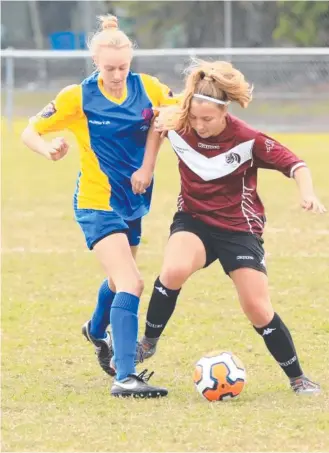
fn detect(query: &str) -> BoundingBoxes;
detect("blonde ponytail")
[161,59,253,133]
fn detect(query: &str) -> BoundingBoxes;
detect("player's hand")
[44,137,69,161]
[152,106,178,136]
[301,194,326,213]
[153,114,167,133]
[131,167,153,195]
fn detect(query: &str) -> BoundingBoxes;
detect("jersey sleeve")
[140,73,180,108]
[253,132,307,178]
[30,84,83,135]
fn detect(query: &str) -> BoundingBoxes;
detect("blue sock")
[110,292,139,381]
[90,279,116,339]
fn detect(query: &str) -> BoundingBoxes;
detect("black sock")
[144,277,181,339]
[254,313,303,379]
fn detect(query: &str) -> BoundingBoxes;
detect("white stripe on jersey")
[168,131,254,181]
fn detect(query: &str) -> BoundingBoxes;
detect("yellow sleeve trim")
[140,73,172,107]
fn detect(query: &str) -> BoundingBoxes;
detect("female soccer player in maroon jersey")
[132,59,326,394]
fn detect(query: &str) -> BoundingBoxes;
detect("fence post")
[5,48,14,131]
[224,0,232,60]
[82,0,93,75]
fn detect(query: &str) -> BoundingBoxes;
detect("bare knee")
[160,265,192,290]
[242,297,274,327]
[115,274,144,297]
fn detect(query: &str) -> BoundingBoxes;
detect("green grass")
[2,120,329,452]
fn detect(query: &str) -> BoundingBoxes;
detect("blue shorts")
[74,209,142,250]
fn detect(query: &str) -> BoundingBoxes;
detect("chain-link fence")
[2,49,329,132]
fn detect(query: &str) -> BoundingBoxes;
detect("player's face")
[96,47,132,91]
[189,100,227,138]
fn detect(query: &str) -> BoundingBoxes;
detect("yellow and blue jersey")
[31,71,176,220]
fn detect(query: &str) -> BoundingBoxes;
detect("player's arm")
[293,166,326,213]
[254,133,326,213]
[131,122,164,194]
[131,75,177,194]
[21,84,82,161]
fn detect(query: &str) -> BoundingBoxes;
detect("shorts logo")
[236,255,254,260]
[225,152,241,164]
[39,102,57,118]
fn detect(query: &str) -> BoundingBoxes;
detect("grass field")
[2,120,329,452]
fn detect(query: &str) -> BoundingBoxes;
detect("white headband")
[193,94,230,105]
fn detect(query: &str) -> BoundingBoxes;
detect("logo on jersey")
[225,152,241,164]
[39,102,57,118]
[265,139,275,153]
[88,120,111,125]
[198,142,220,150]
[142,108,154,121]
[174,145,189,155]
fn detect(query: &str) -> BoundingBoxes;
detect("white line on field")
[1,247,88,254]
[1,248,329,258]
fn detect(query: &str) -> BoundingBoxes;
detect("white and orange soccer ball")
[193,351,246,401]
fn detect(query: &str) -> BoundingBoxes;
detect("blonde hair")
[159,59,253,133]
[88,15,133,56]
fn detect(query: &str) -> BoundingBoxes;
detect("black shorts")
[170,212,267,275]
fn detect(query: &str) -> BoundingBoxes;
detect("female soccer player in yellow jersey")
[22,15,175,398]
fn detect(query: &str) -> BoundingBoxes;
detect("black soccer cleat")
[82,320,116,377]
[111,369,168,398]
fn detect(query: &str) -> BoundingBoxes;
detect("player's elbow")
[21,125,30,145]
[21,125,38,148]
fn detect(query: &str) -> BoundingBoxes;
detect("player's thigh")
[210,231,273,327]
[160,231,207,289]
[93,233,143,296]
[75,209,142,295]
[230,268,274,327]
[129,246,138,260]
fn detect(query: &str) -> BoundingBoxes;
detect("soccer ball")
[193,351,246,401]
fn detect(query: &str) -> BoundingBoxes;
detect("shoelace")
[292,378,317,391]
[136,369,154,382]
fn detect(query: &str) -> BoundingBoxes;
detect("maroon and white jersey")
[167,114,306,235]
